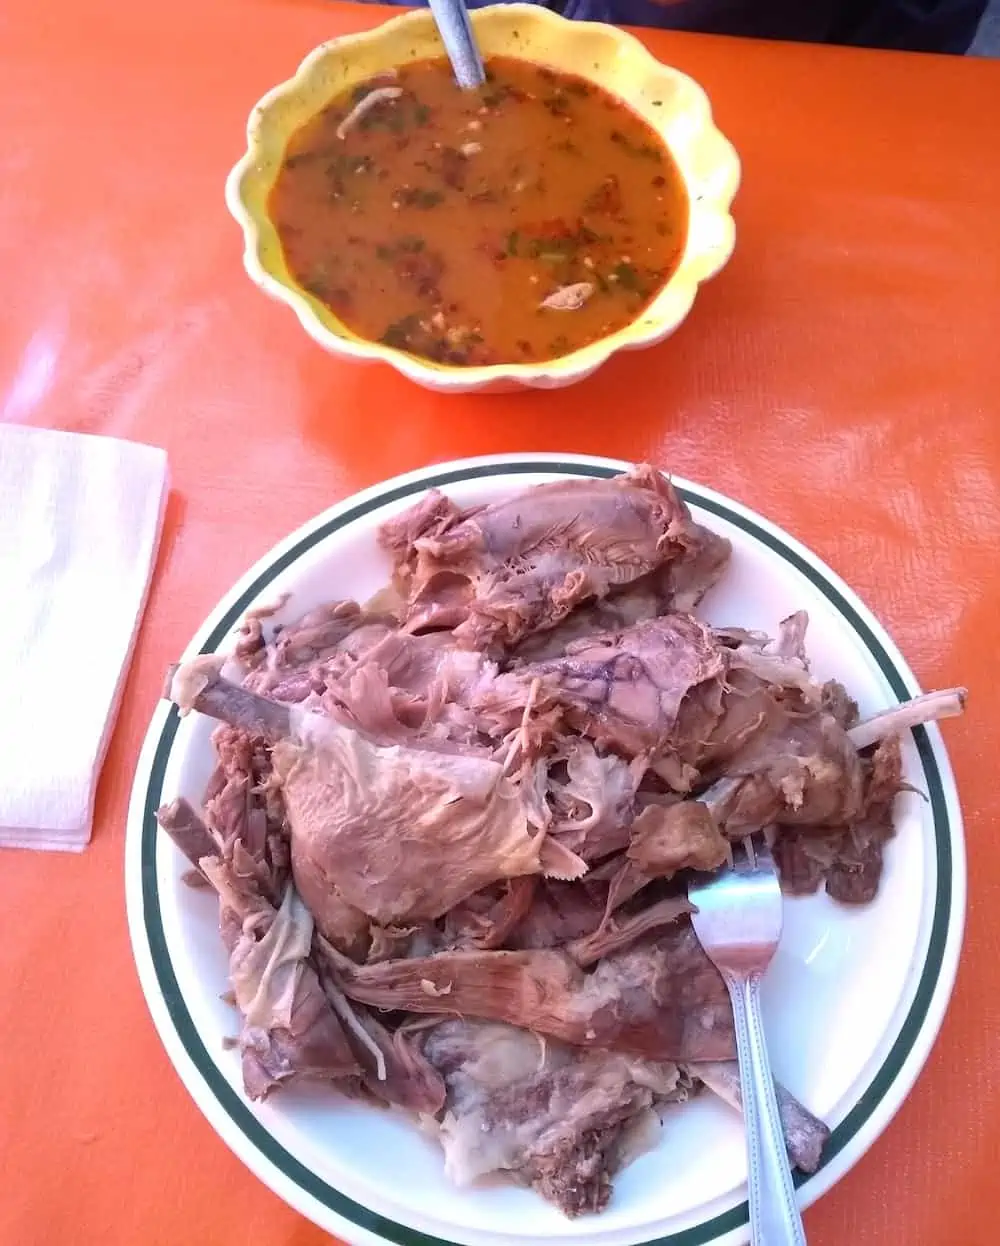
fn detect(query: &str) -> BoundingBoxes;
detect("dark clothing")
[412,0,986,52]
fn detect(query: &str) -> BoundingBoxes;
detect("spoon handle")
[427,0,486,89]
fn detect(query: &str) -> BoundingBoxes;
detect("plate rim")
[125,452,966,1246]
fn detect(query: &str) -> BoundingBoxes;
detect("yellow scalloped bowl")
[225,4,740,393]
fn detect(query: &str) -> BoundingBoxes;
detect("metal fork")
[688,837,807,1246]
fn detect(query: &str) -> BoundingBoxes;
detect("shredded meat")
[156,463,967,1216]
[320,926,736,1062]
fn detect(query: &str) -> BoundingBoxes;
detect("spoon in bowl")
[427,0,487,89]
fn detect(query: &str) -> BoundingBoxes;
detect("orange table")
[1,0,998,1242]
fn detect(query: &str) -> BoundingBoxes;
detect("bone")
[848,687,967,750]
[164,660,292,741]
[686,1059,830,1173]
[156,797,218,875]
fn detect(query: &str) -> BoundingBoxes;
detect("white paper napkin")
[0,425,168,850]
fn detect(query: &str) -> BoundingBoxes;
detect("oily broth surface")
[269,56,689,366]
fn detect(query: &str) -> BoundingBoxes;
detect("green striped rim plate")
[125,454,965,1246]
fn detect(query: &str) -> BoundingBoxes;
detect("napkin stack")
[0,425,168,850]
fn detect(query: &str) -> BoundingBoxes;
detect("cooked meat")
[328,630,497,746]
[820,679,859,728]
[506,878,609,950]
[715,704,867,832]
[773,734,905,904]
[445,876,539,950]
[165,665,550,927]
[156,466,969,1215]
[318,980,447,1115]
[379,465,729,651]
[478,612,862,797]
[548,740,644,861]
[272,719,545,926]
[510,523,730,665]
[565,895,694,967]
[290,834,371,958]
[479,613,730,774]
[240,598,399,698]
[423,1019,691,1215]
[511,578,667,663]
[689,1060,830,1173]
[379,488,465,571]
[659,524,733,614]
[321,926,736,1062]
[200,857,360,1099]
[627,801,730,876]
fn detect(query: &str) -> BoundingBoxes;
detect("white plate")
[125,454,965,1246]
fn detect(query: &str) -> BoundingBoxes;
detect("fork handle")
[727,973,807,1246]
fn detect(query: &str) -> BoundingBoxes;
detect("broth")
[269,56,689,366]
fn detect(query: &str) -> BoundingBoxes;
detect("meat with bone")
[479,611,850,791]
[423,1019,693,1216]
[478,614,966,858]
[155,465,968,1215]
[164,662,577,930]
[379,465,731,651]
[689,1061,830,1173]
[321,926,736,1062]
[643,686,964,898]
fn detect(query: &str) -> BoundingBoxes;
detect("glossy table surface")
[1,0,998,1242]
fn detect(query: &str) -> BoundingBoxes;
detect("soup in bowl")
[226,5,740,392]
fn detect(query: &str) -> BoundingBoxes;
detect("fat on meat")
[423,1019,691,1216]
